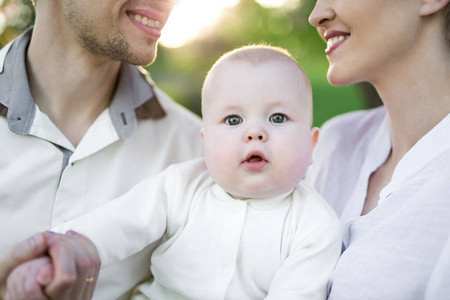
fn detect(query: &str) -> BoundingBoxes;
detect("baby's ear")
[420,0,449,16]
[200,128,205,139]
[309,127,320,165]
[311,127,320,149]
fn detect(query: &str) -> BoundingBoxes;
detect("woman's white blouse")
[307,106,450,299]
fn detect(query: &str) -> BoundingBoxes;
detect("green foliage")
[147,0,368,126]
[0,0,371,127]
[0,0,34,47]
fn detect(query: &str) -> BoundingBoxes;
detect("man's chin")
[125,50,157,67]
[140,56,157,67]
[117,54,154,67]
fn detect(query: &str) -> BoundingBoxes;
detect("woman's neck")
[372,43,450,160]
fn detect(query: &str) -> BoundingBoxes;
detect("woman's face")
[308,0,423,86]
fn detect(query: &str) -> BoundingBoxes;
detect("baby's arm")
[266,220,342,300]
[51,169,173,268]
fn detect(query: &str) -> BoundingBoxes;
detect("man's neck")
[25,26,122,147]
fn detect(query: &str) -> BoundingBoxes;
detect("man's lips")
[128,12,161,29]
[127,10,165,38]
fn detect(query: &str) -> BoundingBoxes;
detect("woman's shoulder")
[320,106,386,139]
[306,106,389,204]
[315,106,386,153]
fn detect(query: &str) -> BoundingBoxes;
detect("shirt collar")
[339,107,391,222]
[0,28,36,135]
[0,39,13,73]
[108,64,165,139]
[0,28,166,139]
[391,113,450,184]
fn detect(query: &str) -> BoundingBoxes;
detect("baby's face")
[201,61,317,199]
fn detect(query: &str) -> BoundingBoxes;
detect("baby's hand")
[5,256,53,300]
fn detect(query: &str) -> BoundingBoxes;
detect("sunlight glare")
[160,0,239,48]
[256,0,296,8]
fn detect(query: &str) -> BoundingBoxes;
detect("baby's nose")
[246,128,267,142]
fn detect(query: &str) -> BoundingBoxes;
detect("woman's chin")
[327,69,358,87]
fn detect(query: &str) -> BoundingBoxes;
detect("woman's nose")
[308,0,336,28]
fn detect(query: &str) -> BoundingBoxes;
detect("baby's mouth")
[242,152,268,170]
[247,155,263,163]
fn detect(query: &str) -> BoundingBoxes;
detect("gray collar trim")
[0,28,35,134]
[0,28,166,139]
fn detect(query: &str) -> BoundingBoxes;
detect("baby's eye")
[269,113,287,124]
[225,115,243,126]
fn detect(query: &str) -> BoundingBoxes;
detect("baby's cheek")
[287,149,311,180]
[207,154,236,190]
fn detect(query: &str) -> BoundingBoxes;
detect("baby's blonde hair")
[202,44,313,122]
[204,44,308,84]
[211,44,296,65]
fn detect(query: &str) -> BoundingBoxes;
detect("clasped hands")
[0,231,100,300]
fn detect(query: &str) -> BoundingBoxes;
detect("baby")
[27,45,343,299]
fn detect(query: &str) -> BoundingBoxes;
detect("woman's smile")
[325,33,350,55]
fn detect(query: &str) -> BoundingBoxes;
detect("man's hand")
[5,256,53,300]
[0,231,101,300]
[0,233,49,299]
[44,231,100,300]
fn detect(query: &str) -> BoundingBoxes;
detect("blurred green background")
[0,0,381,127]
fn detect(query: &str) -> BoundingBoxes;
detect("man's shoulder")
[131,73,203,146]
[125,65,202,128]
[151,84,202,126]
[132,70,202,128]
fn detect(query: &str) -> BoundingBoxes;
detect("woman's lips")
[324,30,350,55]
